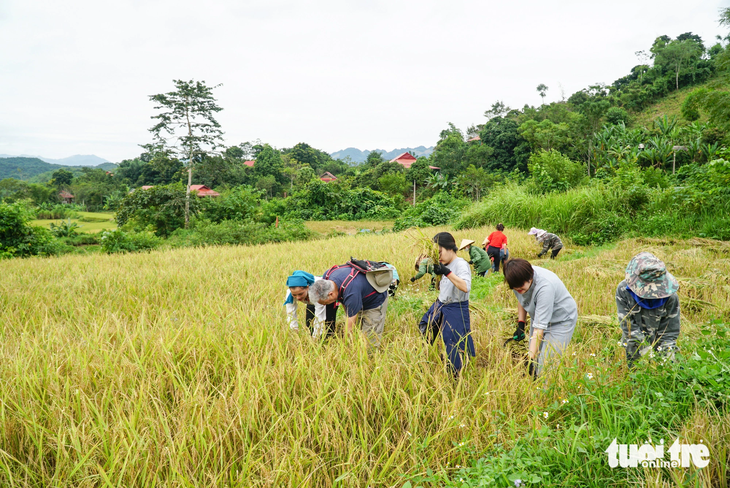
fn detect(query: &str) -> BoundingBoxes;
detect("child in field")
[418,232,474,379]
[616,252,680,369]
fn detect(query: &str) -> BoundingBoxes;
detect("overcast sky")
[0,0,727,162]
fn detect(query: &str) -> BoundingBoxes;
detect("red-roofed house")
[390,152,440,170]
[59,190,74,204]
[141,185,154,190]
[468,135,481,142]
[320,172,338,182]
[243,160,255,167]
[190,185,220,197]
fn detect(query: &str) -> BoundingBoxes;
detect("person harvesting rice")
[503,258,577,377]
[418,232,475,379]
[616,252,680,369]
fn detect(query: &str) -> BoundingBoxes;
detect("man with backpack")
[309,258,392,348]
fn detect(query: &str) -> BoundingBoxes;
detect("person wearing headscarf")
[458,239,491,277]
[284,270,335,338]
[528,227,563,259]
[616,252,680,369]
[503,258,578,377]
[418,232,475,379]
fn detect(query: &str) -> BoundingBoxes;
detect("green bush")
[168,219,315,248]
[527,149,586,194]
[286,180,401,221]
[393,192,468,231]
[200,185,264,223]
[115,183,199,237]
[100,229,162,254]
[0,202,65,258]
[49,219,80,237]
[35,204,80,220]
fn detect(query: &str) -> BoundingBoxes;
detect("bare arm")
[529,328,544,360]
[346,315,359,335]
[517,302,527,322]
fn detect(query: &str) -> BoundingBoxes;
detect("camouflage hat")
[625,252,679,299]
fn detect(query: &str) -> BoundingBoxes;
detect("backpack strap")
[324,264,360,297]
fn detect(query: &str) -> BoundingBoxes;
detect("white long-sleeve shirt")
[284,276,327,337]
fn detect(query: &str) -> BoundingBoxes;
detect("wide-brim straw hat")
[458,239,475,251]
[625,252,679,299]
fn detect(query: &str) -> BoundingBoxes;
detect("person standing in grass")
[459,239,491,277]
[309,262,390,348]
[616,252,680,369]
[284,270,336,338]
[411,254,436,289]
[528,227,564,259]
[482,223,508,273]
[503,258,577,377]
[419,232,474,379]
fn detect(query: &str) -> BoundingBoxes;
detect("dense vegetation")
[2,10,730,258]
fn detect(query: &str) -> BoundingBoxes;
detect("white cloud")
[0,0,725,161]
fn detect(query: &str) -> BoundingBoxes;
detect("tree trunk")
[185,164,192,229]
[185,97,192,229]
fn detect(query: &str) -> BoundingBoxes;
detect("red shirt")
[487,231,507,249]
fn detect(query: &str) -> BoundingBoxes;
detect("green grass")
[32,211,116,233]
[630,80,712,129]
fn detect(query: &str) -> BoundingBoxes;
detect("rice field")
[31,211,117,233]
[1,226,728,486]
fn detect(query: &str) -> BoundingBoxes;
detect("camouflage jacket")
[615,280,680,333]
[413,259,435,280]
[539,233,563,255]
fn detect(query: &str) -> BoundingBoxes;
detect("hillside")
[0,157,69,180]
[0,157,117,181]
[330,145,434,163]
[629,79,720,129]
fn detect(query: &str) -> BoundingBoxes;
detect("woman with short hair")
[503,258,577,377]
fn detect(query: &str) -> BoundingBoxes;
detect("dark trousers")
[305,303,338,338]
[487,246,502,272]
[550,248,562,259]
[419,300,475,375]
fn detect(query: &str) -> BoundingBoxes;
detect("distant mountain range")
[330,146,434,163]
[0,156,117,181]
[0,154,110,166]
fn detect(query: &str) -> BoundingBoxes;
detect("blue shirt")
[326,267,387,317]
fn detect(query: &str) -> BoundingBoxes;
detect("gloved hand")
[468,260,473,265]
[537,252,544,258]
[433,263,452,276]
[410,277,416,282]
[512,320,526,341]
